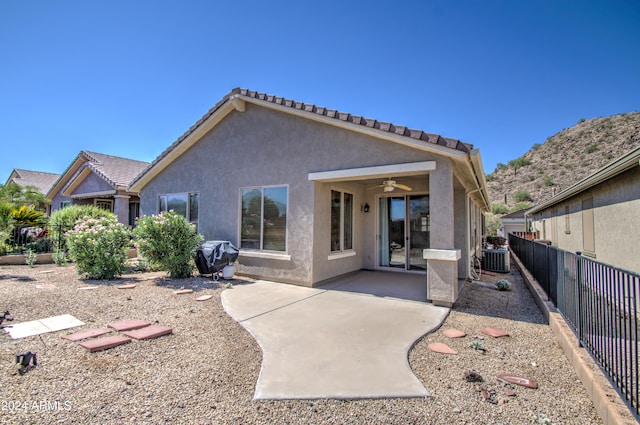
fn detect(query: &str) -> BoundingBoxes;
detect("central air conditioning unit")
[482,249,510,273]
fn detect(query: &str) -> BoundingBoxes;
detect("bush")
[510,202,531,213]
[495,279,512,291]
[492,203,509,215]
[133,211,203,279]
[66,215,132,280]
[543,176,554,186]
[513,190,534,203]
[49,205,114,252]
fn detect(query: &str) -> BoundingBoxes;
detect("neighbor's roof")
[528,145,640,215]
[47,151,149,198]
[129,87,475,191]
[5,169,61,194]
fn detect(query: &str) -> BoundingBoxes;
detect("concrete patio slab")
[222,272,449,400]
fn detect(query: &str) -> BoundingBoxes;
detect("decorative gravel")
[0,263,601,424]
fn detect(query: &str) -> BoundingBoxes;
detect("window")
[95,199,114,212]
[331,190,353,252]
[158,192,199,226]
[129,202,140,227]
[564,205,570,234]
[60,201,71,209]
[241,186,287,252]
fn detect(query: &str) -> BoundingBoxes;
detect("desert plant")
[65,215,132,280]
[52,249,69,266]
[510,202,531,213]
[491,203,509,215]
[496,279,512,291]
[468,340,486,353]
[513,190,534,203]
[11,205,47,227]
[543,176,554,186]
[25,249,37,267]
[49,205,114,252]
[133,211,203,279]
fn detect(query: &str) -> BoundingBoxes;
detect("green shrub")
[586,143,598,153]
[543,176,554,186]
[491,203,509,215]
[52,249,69,266]
[133,211,203,279]
[49,205,114,252]
[510,202,531,212]
[513,190,534,203]
[25,249,37,267]
[496,279,512,291]
[66,215,132,280]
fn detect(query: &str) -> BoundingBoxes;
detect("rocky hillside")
[487,112,640,211]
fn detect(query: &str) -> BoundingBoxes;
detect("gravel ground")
[0,262,601,425]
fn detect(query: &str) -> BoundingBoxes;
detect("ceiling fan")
[369,178,413,192]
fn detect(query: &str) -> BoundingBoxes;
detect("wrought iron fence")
[2,224,70,255]
[509,234,639,420]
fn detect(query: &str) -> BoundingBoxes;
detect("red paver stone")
[123,325,172,340]
[173,289,193,295]
[78,335,131,352]
[107,319,150,331]
[427,342,458,355]
[496,373,538,389]
[117,284,137,289]
[195,295,213,301]
[443,328,466,338]
[61,328,111,341]
[481,327,510,338]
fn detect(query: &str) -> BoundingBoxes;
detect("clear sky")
[1,0,639,183]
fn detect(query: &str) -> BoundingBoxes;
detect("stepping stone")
[36,284,56,289]
[174,289,193,295]
[117,284,137,289]
[496,373,538,389]
[443,328,466,338]
[61,328,111,341]
[107,319,150,331]
[123,324,172,340]
[481,327,510,338]
[428,342,458,355]
[77,286,99,290]
[195,295,213,301]
[504,388,517,396]
[79,335,131,352]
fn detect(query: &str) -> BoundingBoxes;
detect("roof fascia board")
[70,190,117,199]
[240,95,467,161]
[46,154,87,198]
[62,166,94,196]
[308,161,437,182]
[469,148,491,211]
[128,101,237,192]
[528,147,640,214]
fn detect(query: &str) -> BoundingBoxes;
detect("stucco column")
[425,158,460,306]
[113,194,130,226]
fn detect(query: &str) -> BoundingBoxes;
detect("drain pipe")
[466,188,482,280]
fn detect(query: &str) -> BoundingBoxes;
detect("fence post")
[576,251,583,347]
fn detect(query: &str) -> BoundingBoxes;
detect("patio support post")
[114,194,130,226]
[425,159,460,306]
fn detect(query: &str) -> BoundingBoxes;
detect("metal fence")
[3,224,69,254]
[509,234,639,420]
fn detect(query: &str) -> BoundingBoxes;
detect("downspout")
[466,188,482,279]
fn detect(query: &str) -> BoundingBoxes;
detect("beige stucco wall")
[139,103,482,285]
[531,166,640,274]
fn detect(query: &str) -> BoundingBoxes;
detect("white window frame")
[158,192,199,225]
[330,189,354,254]
[239,185,288,253]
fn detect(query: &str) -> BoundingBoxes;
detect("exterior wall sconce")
[363,203,370,213]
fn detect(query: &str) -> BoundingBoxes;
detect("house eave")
[308,161,437,182]
[528,146,640,215]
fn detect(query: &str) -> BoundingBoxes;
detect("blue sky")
[1,0,639,183]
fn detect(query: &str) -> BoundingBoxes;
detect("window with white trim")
[331,190,353,252]
[241,186,287,252]
[158,192,199,226]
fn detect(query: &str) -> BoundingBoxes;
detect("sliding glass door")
[378,194,429,271]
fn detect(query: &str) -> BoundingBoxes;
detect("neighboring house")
[4,169,61,214]
[500,209,527,237]
[47,151,149,226]
[129,88,490,305]
[527,146,640,274]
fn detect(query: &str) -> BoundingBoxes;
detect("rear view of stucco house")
[129,88,491,306]
[527,146,640,274]
[47,151,149,226]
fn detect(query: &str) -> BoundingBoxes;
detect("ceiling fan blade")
[395,183,413,191]
[367,184,385,190]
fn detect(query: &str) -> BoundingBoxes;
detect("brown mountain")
[486,112,640,211]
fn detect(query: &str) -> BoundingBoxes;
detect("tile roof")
[6,169,61,194]
[130,88,473,189]
[234,88,472,153]
[48,151,149,197]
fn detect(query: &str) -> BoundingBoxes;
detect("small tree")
[492,203,509,215]
[134,211,203,279]
[484,212,502,236]
[66,215,132,280]
[510,202,531,213]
